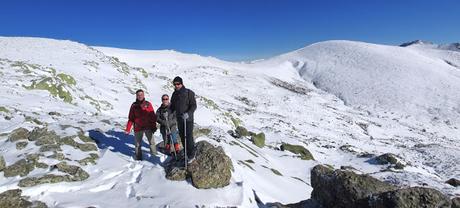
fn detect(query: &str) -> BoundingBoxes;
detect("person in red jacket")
[125,89,157,160]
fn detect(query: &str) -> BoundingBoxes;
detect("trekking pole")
[184,116,188,170]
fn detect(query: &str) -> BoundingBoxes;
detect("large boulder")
[452,197,460,208]
[310,165,452,208]
[0,189,48,208]
[188,141,233,188]
[310,165,397,208]
[367,187,451,208]
[165,141,233,189]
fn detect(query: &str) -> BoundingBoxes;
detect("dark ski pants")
[177,119,195,158]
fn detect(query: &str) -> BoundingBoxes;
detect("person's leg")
[145,129,157,156]
[186,121,195,158]
[171,130,180,152]
[161,132,170,152]
[134,131,144,160]
[177,119,186,156]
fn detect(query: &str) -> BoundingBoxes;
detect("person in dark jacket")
[125,89,157,160]
[156,94,181,154]
[170,76,197,162]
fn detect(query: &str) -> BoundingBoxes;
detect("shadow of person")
[88,129,163,165]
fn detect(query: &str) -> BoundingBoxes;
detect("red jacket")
[126,100,157,132]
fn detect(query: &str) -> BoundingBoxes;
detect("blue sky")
[0,0,459,61]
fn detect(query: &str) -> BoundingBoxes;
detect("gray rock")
[367,187,451,208]
[235,126,250,137]
[251,132,265,148]
[452,197,460,208]
[0,156,5,171]
[339,144,359,153]
[446,178,460,187]
[48,111,61,116]
[59,136,97,152]
[8,128,30,142]
[19,162,89,187]
[0,189,48,208]
[47,152,67,161]
[165,165,187,181]
[16,141,29,150]
[165,141,233,189]
[3,159,35,177]
[29,128,59,145]
[54,162,89,181]
[310,164,397,208]
[77,153,99,166]
[187,141,233,189]
[39,144,62,152]
[280,143,314,160]
[18,174,68,187]
[374,153,405,169]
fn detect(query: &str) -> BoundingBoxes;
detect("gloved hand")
[182,112,189,120]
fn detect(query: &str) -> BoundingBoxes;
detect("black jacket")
[170,86,197,121]
[156,104,177,135]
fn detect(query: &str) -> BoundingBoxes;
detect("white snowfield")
[0,37,459,207]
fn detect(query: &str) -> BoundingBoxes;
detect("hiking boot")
[187,153,196,164]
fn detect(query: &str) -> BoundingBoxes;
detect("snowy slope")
[258,40,460,125]
[0,37,459,207]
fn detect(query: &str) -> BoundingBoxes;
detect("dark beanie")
[173,76,183,84]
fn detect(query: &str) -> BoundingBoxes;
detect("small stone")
[77,153,99,166]
[280,143,314,160]
[375,153,399,165]
[0,156,5,171]
[16,141,29,150]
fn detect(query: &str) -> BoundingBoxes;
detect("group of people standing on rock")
[124,76,197,164]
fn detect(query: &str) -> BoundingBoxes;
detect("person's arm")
[149,103,157,130]
[169,110,177,128]
[187,90,197,115]
[125,104,135,133]
[156,108,165,125]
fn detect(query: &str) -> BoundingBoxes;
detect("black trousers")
[177,119,195,158]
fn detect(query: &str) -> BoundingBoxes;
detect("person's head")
[161,94,169,106]
[136,89,145,101]
[173,76,183,91]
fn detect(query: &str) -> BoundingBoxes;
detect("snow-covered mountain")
[257,40,460,125]
[0,37,459,207]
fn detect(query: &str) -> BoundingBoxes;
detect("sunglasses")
[174,83,182,86]
[162,98,169,101]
